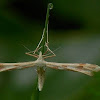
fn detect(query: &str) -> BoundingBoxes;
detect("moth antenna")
[53,46,61,53]
[21,44,31,52]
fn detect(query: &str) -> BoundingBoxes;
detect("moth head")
[37,51,44,60]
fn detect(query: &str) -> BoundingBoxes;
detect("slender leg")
[43,52,55,57]
[43,43,56,59]
[43,49,49,55]
[43,49,56,57]
[25,52,38,58]
[24,46,40,55]
[33,46,42,54]
[43,54,56,59]
[45,42,55,55]
[26,51,34,54]
[35,29,45,52]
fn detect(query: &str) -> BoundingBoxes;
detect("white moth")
[0,3,100,91]
[1,26,100,91]
[0,25,100,91]
[0,50,100,91]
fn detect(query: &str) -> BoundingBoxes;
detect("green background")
[0,0,100,100]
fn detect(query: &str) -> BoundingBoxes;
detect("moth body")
[35,51,46,91]
[35,51,46,67]
[37,67,45,91]
[0,51,100,91]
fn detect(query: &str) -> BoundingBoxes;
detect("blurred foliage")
[0,0,100,100]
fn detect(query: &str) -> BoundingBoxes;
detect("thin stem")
[31,78,40,100]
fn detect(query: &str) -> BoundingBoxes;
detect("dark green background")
[0,0,100,100]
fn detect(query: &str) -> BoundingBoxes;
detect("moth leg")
[43,49,49,55]
[33,46,42,54]
[25,52,38,58]
[43,50,56,57]
[45,42,55,55]
[43,54,56,59]
[34,29,45,53]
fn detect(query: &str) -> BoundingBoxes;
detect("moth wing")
[0,61,36,72]
[46,62,100,76]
